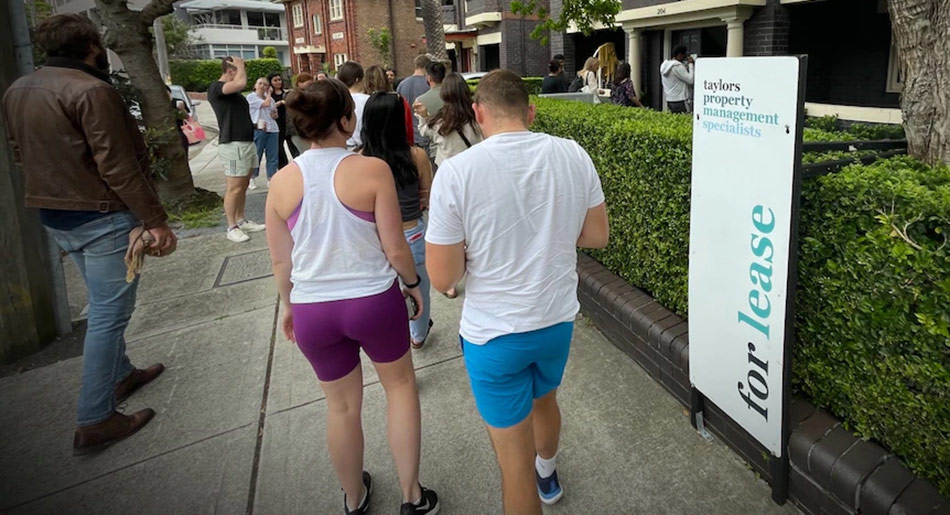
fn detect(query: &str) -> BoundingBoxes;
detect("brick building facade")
[550,0,901,121]
[279,0,427,77]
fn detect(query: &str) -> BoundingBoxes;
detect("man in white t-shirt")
[426,70,609,514]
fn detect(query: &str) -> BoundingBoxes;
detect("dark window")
[247,11,264,26]
[264,12,280,26]
[215,9,242,25]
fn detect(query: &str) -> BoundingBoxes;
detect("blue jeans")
[252,130,279,179]
[46,212,138,426]
[405,219,432,342]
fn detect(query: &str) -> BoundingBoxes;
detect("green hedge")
[169,58,284,92]
[531,98,950,496]
[467,76,543,95]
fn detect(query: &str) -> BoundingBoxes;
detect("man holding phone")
[208,56,266,243]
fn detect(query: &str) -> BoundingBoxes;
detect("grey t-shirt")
[397,75,430,146]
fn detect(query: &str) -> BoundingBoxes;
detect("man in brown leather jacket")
[2,14,177,455]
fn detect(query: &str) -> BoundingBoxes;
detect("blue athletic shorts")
[461,321,574,428]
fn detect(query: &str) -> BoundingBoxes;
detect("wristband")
[404,274,421,289]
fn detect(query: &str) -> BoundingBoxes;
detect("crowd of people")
[541,47,696,112]
[6,13,611,515]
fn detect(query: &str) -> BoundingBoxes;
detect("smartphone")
[405,294,419,319]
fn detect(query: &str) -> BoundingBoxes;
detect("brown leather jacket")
[2,59,168,229]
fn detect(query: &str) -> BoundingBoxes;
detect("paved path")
[0,103,800,514]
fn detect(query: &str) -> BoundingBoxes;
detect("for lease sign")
[688,56,802,457]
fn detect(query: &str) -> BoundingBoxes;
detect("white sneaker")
[227,227,250,243]
[238,219,266,233]
[248,179,258,190]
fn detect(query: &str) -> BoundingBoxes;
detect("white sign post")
[688,56,806,505]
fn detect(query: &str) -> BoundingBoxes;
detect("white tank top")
[289,147,397,304]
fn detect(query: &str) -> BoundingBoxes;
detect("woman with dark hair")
[266,79,440,515]
[267,72,289,168]
[361,92,434,349]
[610,62,644,108]
[337,61,369,150]
[413,72,483,167]
[365,64,415,146]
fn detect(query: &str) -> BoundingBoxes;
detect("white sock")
[536,453,557,478]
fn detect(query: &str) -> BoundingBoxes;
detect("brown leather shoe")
[73,409,155,456]
[115,363,165,403]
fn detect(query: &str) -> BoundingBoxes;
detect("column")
[725,19,745,57]
[626,27,642,97]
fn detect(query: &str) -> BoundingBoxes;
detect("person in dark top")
[267,72,289,168]
[553,54,571,89]
[207,56,266,243]
[610,62,644,108]
[360,92,434,349]
[542,59,568,94]
[2,13,176,455]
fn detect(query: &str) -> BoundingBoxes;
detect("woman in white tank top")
[264,79,440,514]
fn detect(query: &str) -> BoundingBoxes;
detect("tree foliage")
[368,27,392,68]
[159,15,202,59]
[510,0,621,45]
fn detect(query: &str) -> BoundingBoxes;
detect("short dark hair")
[548,59,561,73]
[672,46,688,58]
[553,54,565,61]
[285,78,355,141]
[221,57,236,74]
[336,61,364,88]
[34,14,102,61]
[425,61,446,83]
[474,69,529,120]
[413,54,431,70]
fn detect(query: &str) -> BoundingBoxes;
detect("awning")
[179,0,285,13]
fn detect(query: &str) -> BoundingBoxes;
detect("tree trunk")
[93,0,196,202]
[888,0,950,166]
[421,0,450,65]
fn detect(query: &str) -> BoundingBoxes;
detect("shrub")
[467,76,543,95]
[532,97,950,496]
[170,58,284,92]
[261,46,277,59]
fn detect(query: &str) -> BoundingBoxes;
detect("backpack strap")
[456,127,473,148]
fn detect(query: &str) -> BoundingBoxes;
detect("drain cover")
[214,249,273,287]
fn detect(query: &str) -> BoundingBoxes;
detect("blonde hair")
[583,57,600,73]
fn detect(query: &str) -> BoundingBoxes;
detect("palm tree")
[421,0,449,65]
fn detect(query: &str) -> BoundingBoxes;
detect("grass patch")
[165,187,223,229]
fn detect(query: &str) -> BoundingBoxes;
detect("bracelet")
[404,274,421,289]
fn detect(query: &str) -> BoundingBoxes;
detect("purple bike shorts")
[291,280,410,382]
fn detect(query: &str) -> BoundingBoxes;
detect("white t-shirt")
[347,92,370,149]
[426,131,605,344]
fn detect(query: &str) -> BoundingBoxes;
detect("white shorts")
[218,141,257,177]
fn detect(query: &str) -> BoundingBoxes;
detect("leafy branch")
[510,0,622,45]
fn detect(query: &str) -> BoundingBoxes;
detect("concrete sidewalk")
[0,103,800,514]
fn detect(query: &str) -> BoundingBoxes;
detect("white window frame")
[312,13,322,34]
[292,4,304,28]
[886,41,903,93]
[330,0,344,21]
[334,53,348,68]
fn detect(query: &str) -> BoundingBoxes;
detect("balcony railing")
[193,24,287,42]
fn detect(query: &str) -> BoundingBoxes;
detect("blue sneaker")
[536,469,563,505]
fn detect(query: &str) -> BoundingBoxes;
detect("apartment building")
[552,0,901,122]
[177,0,291,66]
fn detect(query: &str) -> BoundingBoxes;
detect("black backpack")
[568,74,584,92]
